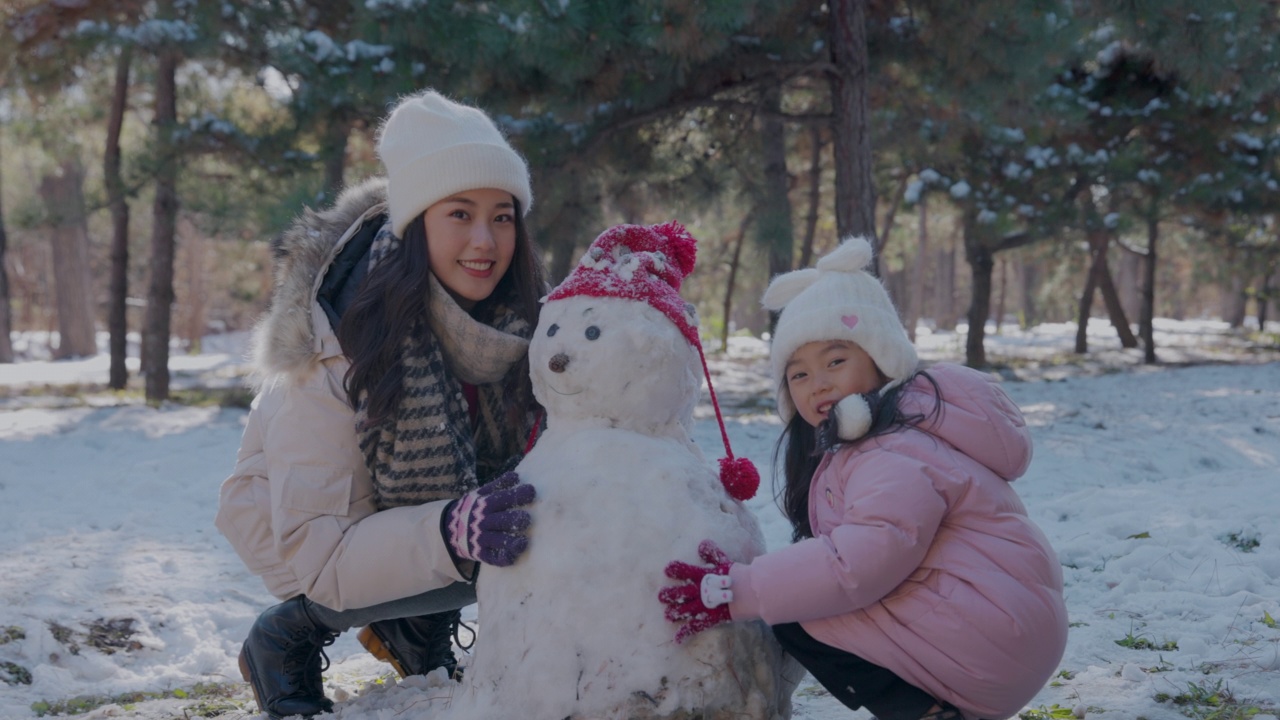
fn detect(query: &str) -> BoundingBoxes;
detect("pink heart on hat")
[842,314,859,329]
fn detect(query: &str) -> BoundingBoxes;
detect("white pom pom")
[835,394,873,441]
[761,268,819,310]
[816,236,875,274]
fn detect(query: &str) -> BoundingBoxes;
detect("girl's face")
[423,188,518,309]
[785,340,884,428]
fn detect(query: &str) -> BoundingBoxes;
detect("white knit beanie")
[762,236,918,439]
[376,90,532,238]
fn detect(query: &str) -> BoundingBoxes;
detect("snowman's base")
[430,619,802,720]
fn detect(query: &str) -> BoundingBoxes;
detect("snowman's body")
[451,295,798,719]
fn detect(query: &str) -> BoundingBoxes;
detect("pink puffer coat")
[728,363,1067,720]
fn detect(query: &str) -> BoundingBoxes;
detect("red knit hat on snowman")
[546,221,759,502]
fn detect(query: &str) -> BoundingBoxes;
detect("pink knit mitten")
[659,539,735,643]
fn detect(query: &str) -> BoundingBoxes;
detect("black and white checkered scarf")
[355,224,534,510]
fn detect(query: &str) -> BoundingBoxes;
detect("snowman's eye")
[585,325,601,340]
[547,324,559,337]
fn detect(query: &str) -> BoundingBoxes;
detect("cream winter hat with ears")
[376,89,533,238]
[762,236,918,440]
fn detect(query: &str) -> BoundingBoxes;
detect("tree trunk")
[905,195,928,342]
[1074,236,1101,354]
[934,224,960,331]
[0,138,13,363]
[535,164,588,285]
[758,84,795,279]
[884,268,907,316]
[1257,270,1273,331]
[1117,245,1141,322]
[994,258,1008,334]
[1267,265,1279,328]
[798,125,823,270]
[185,227,210,352]
[1140,211,1158,364]
[877,174,912,315]
[1220,247,1247,328]
[877,174,909,257]
[11,242,42,330]
[828,0,876,265]
[720,210,755,352]
[1019,258,1039,329]
[962,214,992,368]
[144,29,180,402]
[1090,231,1138,348]
[320,116,351,206]
[39,159,98,359]
[106,44,132,388]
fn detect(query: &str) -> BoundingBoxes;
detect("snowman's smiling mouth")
[546,385,583,396]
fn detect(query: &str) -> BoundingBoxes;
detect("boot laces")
[316,631,336,673]
[452,617,476,653]
[421,610,474,655]
[282,626,337,675]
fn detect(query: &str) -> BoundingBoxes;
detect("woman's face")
[784,340,884,428]
[423,188,518,309]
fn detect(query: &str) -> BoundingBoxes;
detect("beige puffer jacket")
[215,178,470,611]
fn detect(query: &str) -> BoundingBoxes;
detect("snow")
[1,318,1279,719]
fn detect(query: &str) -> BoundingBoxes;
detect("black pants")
[304,581,476,632]
[773,622,937,720]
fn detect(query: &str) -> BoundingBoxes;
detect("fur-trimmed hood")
[250,177,389,383]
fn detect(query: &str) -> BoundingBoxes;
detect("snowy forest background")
[2,3,1280,720]
[1,1,1280,400]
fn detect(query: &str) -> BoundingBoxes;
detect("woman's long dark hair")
[773,369,942,542]
[337,200,546,428]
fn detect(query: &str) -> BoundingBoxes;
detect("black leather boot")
[239,596,339,719]
[356,608,469,679]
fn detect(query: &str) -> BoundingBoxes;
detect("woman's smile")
[458,259,496,277]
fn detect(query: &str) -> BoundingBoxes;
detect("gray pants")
[305,581,477,632]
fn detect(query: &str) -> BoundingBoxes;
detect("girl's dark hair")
[775,412,822,542]
[772,369,943,542]
[337,200,546,428]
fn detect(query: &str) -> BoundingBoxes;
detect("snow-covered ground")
[1,318,1278,720]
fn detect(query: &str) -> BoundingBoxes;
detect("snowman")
[450,221,800,719]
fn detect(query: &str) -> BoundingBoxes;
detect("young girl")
[216,90,547,719]
[660,237,1067,720]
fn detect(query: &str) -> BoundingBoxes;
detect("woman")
[216,89,548,719]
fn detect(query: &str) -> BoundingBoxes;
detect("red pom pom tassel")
[719,456,760,501]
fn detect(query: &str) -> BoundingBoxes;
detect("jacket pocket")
[279,464,353,517]
[217,472,281,576]
[879,567,945,626]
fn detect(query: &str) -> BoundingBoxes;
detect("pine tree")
[2,1,130,360]
[829,0,876,246]
[467,0,828,277]
[867,1,1078,366]
[1043,2,1280,359]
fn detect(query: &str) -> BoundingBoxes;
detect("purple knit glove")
[444,471,536,567]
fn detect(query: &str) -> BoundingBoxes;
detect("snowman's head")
[531,221,702,434]
[530,294,701,432]
[529,221,761,500]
